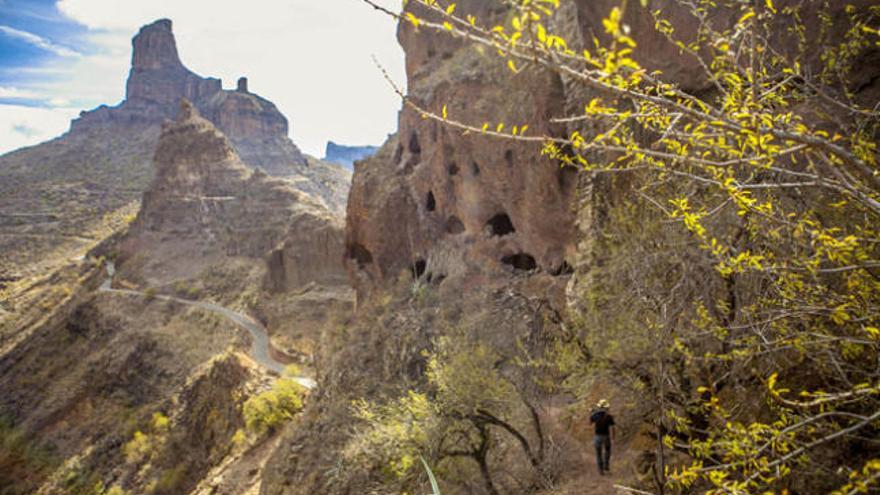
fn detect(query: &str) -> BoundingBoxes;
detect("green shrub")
[242,377,304,435]
[122,412,169,464]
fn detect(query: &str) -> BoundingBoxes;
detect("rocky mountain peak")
[128,98,348,290]
[69,19,343,190]
[124,19,221,108]
[131,18,183,71]
[150,98,248,197]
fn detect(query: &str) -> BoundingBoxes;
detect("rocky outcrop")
[126,19,223,115]
[70,19,310,178]
[345,0,575,299]
[64,18,351,213]
[342,0,880,299]
[118,100,347,290]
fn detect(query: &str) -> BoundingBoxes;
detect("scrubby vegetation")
[243,373,306,436]
[345,333,550,494]
[123,412,170,465]
[0,416,60,494]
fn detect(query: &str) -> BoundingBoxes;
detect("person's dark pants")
[594,434,611,473]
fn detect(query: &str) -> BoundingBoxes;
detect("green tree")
[344,334,547,495]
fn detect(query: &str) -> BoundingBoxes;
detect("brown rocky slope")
[0,100,353,495]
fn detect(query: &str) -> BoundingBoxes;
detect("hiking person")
[590,399,615,475]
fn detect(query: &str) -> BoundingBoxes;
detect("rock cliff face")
[345,0,575,300]
[71,19,310,179]
[118,100,347,291]
[343,0,880,299]
[125,19,223,120]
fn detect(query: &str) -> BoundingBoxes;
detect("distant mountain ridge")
[323,141,378,169]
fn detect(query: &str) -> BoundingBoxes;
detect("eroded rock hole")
[502,253,537,272]
[411,258,427,279]
[426,191,436,212]
[393,144,404,164]
[558,164,578,193]
[348,243,373,268]
[446,216,465,234]
[486,213,516,237]
[471,161,481,176]
[448,162,459,176]
[552,261,574,276]
[504,149,514,167]
[409,132,421,155]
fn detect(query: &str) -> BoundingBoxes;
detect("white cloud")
[0,25,80,57]
[0,104,78,152]
[48,0,407,156]
[0,86,40,99]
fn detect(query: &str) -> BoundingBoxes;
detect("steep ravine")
[100,260,316,388]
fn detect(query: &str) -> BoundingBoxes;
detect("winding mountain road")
[99,261,316,389]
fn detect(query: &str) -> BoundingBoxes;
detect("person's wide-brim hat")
[597,399,610,408]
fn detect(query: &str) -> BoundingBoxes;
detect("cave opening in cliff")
[504,149,514,167]
[348,243,373,268]
[471,161,481,176]
[411,258,427,279]
[426,191,436,212]
[502,253,537,272]
[409,131,421,155]
[448,162,459,176]
[446,216,465,234]
[558,164,578,194]
[486,213,515,237]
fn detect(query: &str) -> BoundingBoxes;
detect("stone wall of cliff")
[346,0,576,301]
[116,100,347,292]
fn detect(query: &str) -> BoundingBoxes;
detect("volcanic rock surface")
[117,99,348,292]
[342,0,880,300]
[72,19,297,169]
[344,0,575,300]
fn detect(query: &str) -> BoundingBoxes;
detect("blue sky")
[0,0,405,156]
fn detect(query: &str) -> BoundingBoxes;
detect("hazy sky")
[0,0,405,156]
